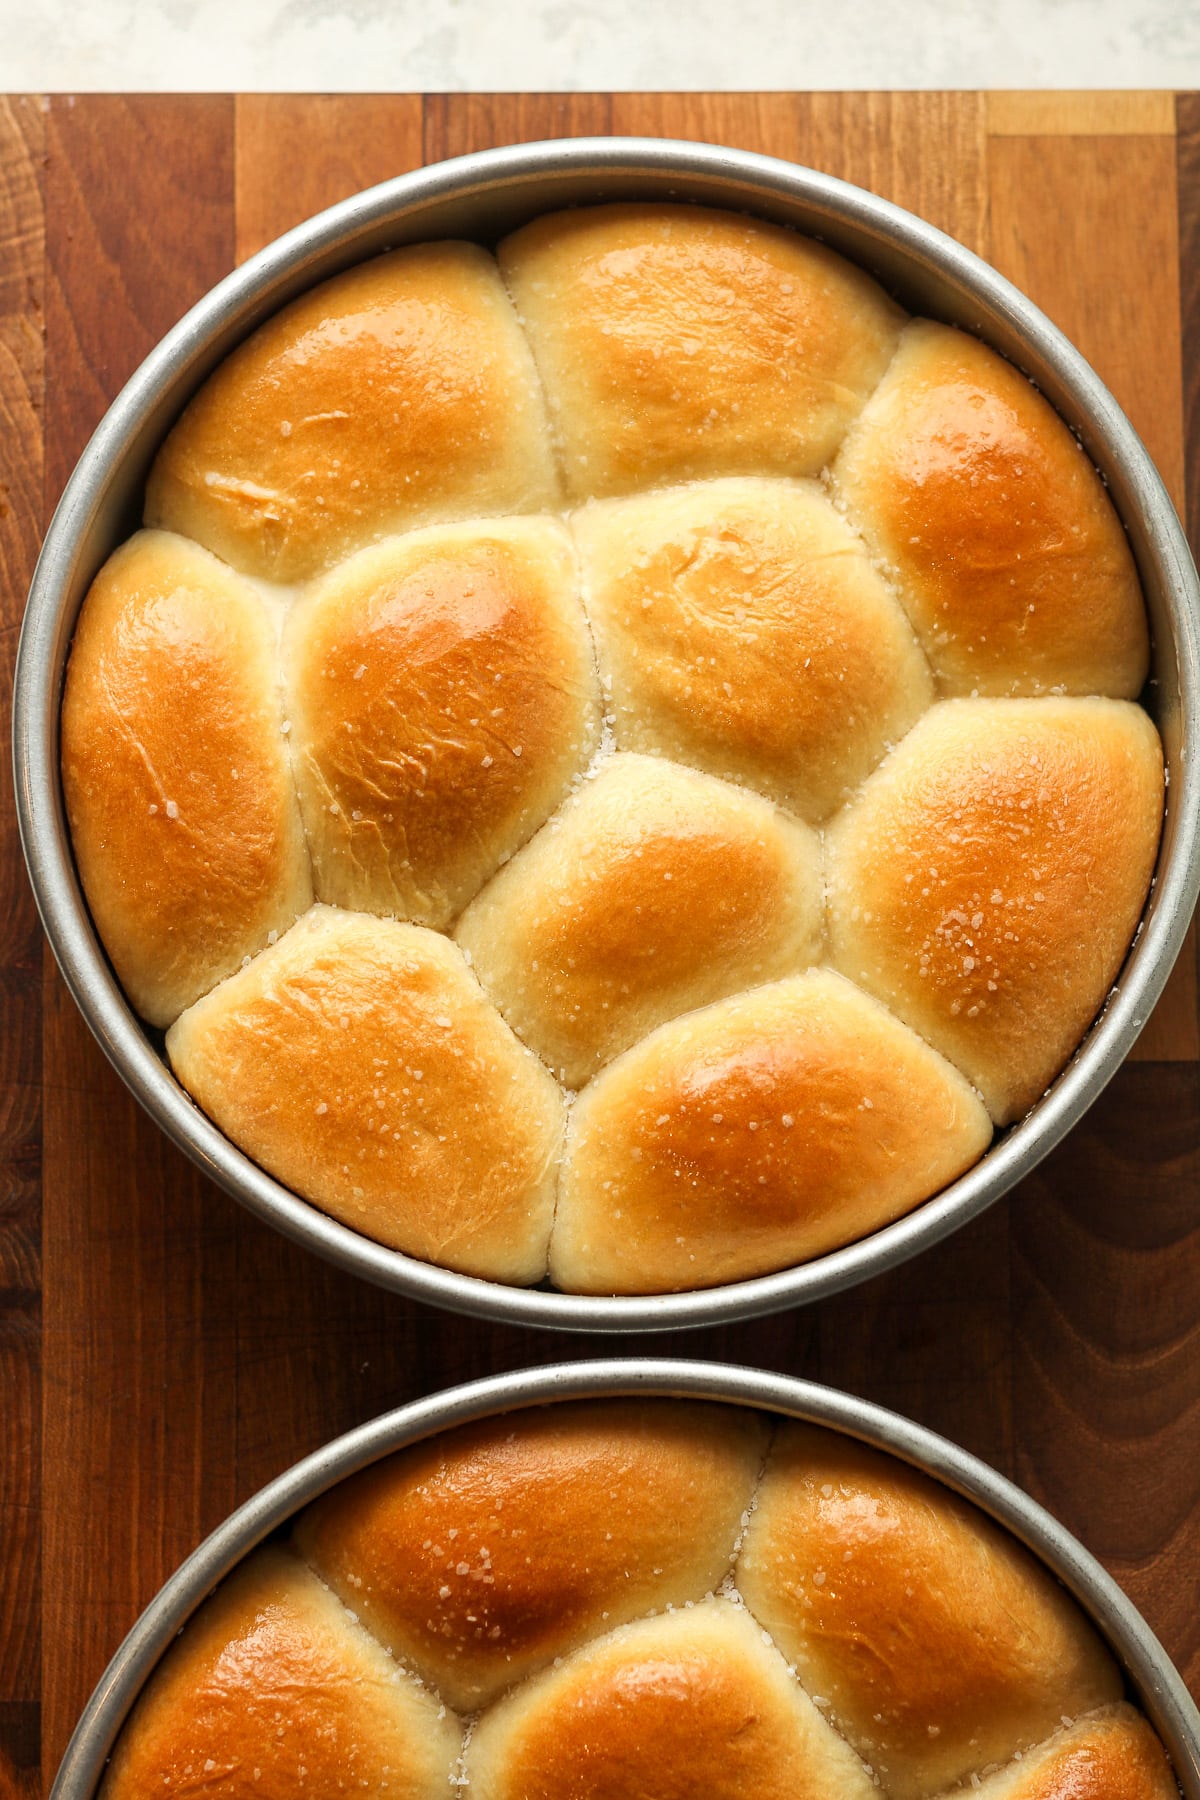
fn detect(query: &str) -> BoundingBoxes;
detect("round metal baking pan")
[14,137,1200,1331]
[49,1358,1200,1799]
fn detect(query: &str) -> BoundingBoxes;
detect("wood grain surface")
[0,90,1198,1798]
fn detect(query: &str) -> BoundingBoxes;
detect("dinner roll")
[62,198,1166,1293]
[283,517,600,928]
[573,478,934,820]
[166,906,562,1281]
[832,319,1149,697]
[464,1600,880,1800]
[736,1423,1123,1800]
[61,530,311,1027]
[101,1545,461,1800]
[552,969,991,1294]
[825,697,1164,1122]
[963,1707,1181,1800]
[146,243,561,582]
[455,753,823,1086]
[294,1399,766,1711]
[104,1399,1181,1800]
[500,204,904,500]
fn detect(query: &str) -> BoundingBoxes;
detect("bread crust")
[574,477,933,820]
[826,697,1164,1122]
[833,319,1149,697]
[465,1599,881,1800]
[955,1706,1182,1800]
[737,1422,1124,1800]
[146,242,561,582]
[456,753,823,1086]
[500,203,904,499]
[166,907,563,1281]
[61,529,312,1027]
[283,516,600,927]
[100,1545,461,1800]
[552,968,992,1293]
[294,1398,767,1710]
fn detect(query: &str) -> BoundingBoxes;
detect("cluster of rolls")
[102,1398,1179,1800]
[61,203,1164,1293]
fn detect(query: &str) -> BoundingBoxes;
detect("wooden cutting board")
[1,90,1198,1798]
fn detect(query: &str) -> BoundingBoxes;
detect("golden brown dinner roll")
[166,906,562,1281]
[959,1706,1181,1800]
[105,1400,1182,1800]
[552,968,991,1293]
[500,204,904,500]
[832,319,1149,697]
[146,243,561,582]
[61,530,312,1027]
[294,1398,767,1711]
[736,1423,1123,1800]
[573,478,934,820]
[61,198,1166,1293]
[455,753,823,1086]
[283,517,600,928]
[464,1599,880,1800]
[101,1544,461,1800]
[825,697,1164,1123]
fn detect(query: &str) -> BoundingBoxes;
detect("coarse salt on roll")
[552,968,992,1293]
[166,906,563,1282]
[294,1398,766,1710]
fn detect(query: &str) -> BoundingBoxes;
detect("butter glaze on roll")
[465,1601,880,1800]
[283,517,600,928]
[553,969,992,1294]
[832,319,1149,697]
[574,477,934,820]
[146,242,561,582]
[101,1545,461,1800]
[64,200,1165,1294]
[499,203,904,499]
[456,753,823,1086]
[61,530,311,1027]
[166,907,562,1281]
[294,1399,766,1710]
[826,697,1164,1123]
[106,1399,1179,1800]
[737,1423,1124,1800]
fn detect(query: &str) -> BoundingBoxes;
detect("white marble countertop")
[4,0,1199,92]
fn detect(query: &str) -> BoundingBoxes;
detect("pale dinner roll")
[101,1544,461,1800]
[455,753,823,1086]
[293,1399,767,1711]
[825,697,1164,1123]
[464,1600,880,1800]
[736,1423,1123,1800]
[61,530,312,1027]
[573,477,934,820]
[552,968,992,1294]
[959,1706,1181,1800]
[145,242,561,582]
[283,517,600,928]
[165,906,562,1282]
[832,319,1149,697]
[499,203,904,499]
